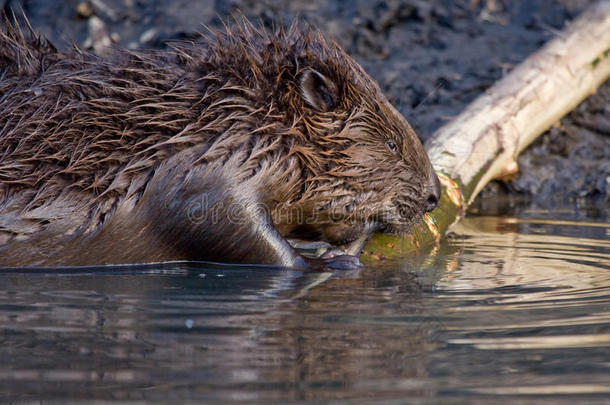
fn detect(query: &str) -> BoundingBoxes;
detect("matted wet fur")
[0,17,440,268]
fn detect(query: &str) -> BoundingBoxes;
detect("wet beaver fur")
[0,18,440,269]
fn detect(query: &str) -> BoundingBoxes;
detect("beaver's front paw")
[309,248,364,270]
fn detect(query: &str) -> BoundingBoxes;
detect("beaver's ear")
[299,69,338,111]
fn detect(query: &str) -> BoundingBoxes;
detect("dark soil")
[3,0,609,206]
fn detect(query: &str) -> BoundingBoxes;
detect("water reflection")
[1,208,609,402]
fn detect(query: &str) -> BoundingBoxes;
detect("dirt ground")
[3,0,609,208]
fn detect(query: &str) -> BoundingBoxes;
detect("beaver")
[0,18,440,269]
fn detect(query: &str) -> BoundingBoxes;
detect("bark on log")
[361,0,610,261]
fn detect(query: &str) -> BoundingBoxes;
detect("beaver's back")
[0,24,201,196]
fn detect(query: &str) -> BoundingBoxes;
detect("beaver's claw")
[314,248,364,270]
[322,255,363,270]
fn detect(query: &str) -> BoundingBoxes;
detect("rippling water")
[1,204,609,403]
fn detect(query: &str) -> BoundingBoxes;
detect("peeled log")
[361,0,610,260]
[426,0,610,205]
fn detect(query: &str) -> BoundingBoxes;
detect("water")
[1,203,609,403]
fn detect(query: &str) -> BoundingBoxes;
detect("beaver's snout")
[425,168,441,213]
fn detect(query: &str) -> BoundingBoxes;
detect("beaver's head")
[176,21,440,247]
[261,28,441,246]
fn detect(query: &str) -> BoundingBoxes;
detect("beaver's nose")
[425,168,441,212]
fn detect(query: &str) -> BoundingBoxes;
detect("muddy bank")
[3,0,608,204]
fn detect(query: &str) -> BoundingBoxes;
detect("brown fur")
[0,18,439,268]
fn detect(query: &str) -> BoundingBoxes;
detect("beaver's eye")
[386,140,398,153]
